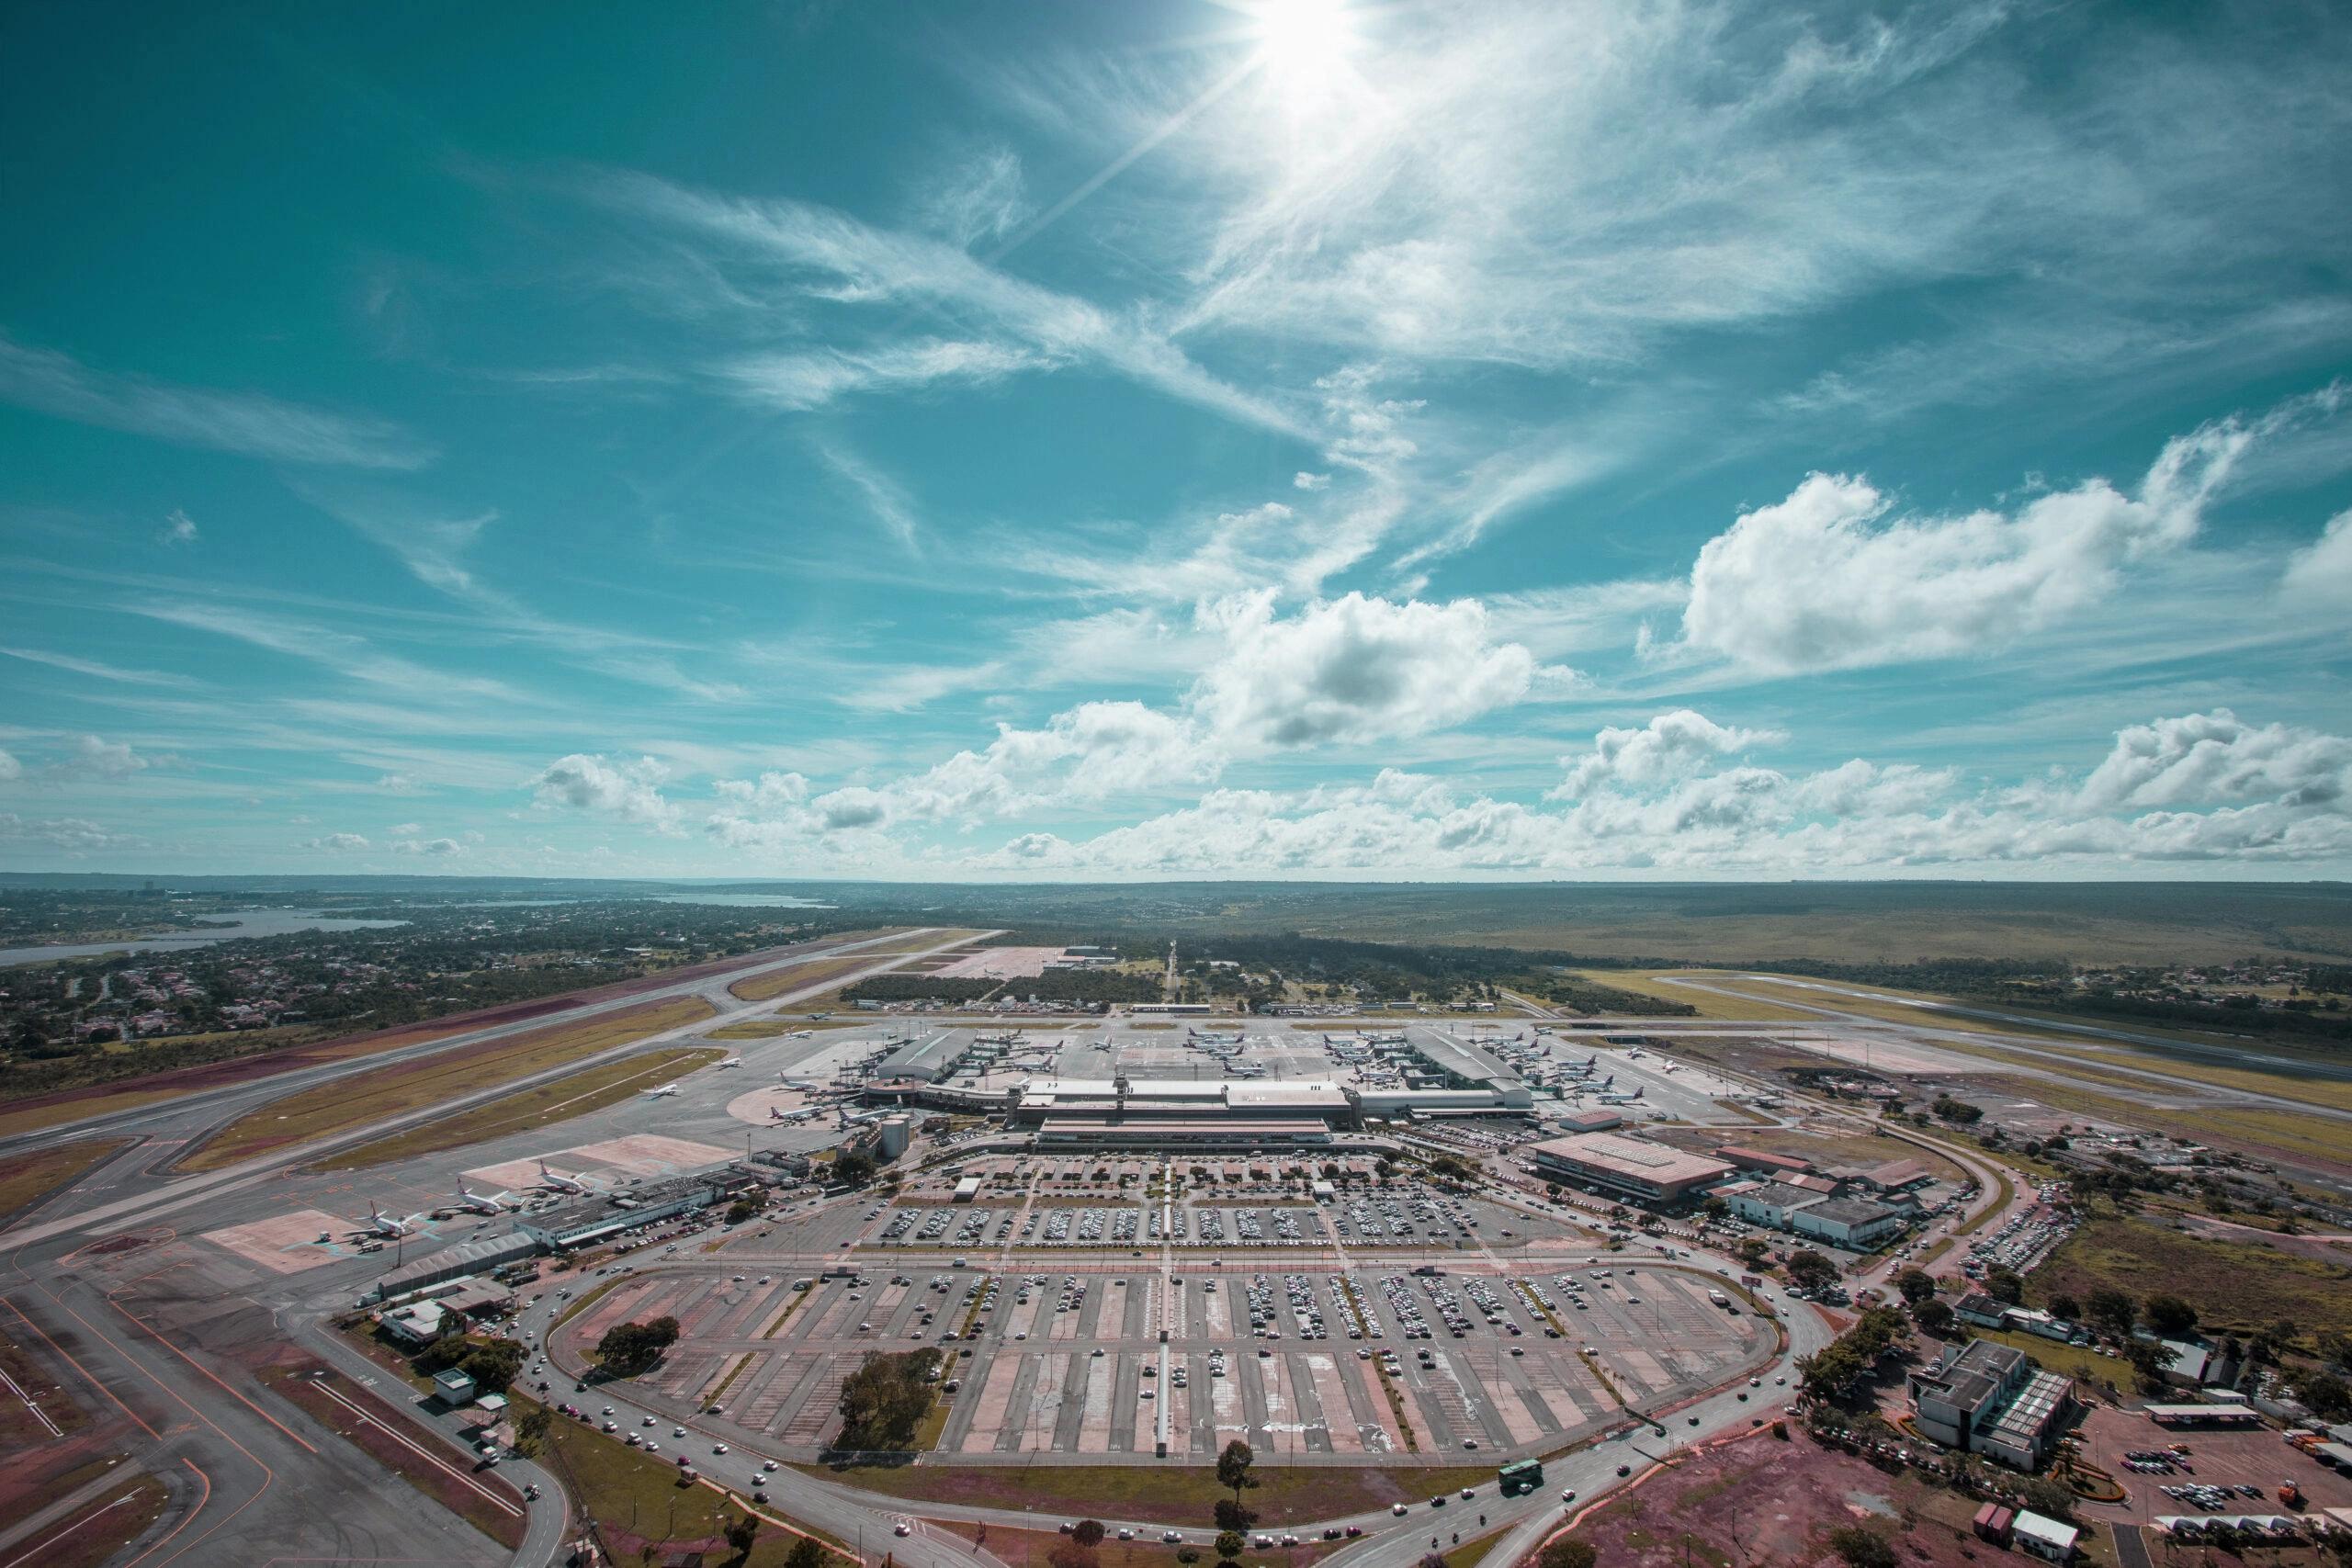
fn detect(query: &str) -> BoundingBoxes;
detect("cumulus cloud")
[0,750,17,784]
[392,836,464,855]
[966,708,2352,874]
[1293,471,1331,491]
[61,735,152,778]
[2281,509,2352,612]
[714,772,811,811]
[304,832,371,852]
[530,753,679,829]
[1552,709,1779,798]
[161,508,198,545]
[2073,710,2350,813]
[1192,591,1546,749]
[1675,396,2313,675]
[377,773,424,794]
[0,813,137,852]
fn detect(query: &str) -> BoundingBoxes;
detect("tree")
[2046,1292,2081,1322]
[2085,1288,2135,1337]
[1912,1298,1954,1336]
[1983,1269,2024,1305]
[724,1514,762,1565]
[1826,1527,1897,1568]
[786,1537,829,1568]
[2022,1478,2077,1521]
[457,1337,528,1393]
[1539,1539,1598,1568]
[2122,1337,2171,1392]
[1785,1249,1837,1292]
[1893,1267,1936,1305]
[836,1348,942,1450]
[2295,1370,2352,1422]
[1216,1439,1257,1511]
[514,1404,552,1457]
[1072,1521,1106,1548]
[596,1317,681,1376]
[832,1153,876,1188]
[1215,1532,1246,1562]
[2143,1293,2198,1337]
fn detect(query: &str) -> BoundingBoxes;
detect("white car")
[895,1523,912,1538]
[1560,1489,1577,1504]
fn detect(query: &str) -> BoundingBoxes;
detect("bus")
[1498,1459,1544,1496]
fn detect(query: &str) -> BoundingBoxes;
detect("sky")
[2,0,2350,881]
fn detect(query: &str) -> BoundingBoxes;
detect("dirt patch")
[795,1461,1497,1527]
[1567,1434,2001,1568]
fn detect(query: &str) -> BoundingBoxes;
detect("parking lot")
[558,1258,1773,1464]
[2072,1405,2352,1528]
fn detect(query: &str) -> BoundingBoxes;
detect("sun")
[1248,0,1359,92]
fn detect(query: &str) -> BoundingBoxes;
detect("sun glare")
[1250,0,1358,91]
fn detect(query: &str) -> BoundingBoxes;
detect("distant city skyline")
[2,1,2348,879]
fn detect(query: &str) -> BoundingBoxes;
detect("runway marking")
[307,1379,524,1517]
[101,1284,319,1455]
[1,1484,141,1568]
[0,1356,62,1437]
[0,1293,159,1439]
[123,1459,207,1568]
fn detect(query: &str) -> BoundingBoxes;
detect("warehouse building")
[876,1031,975,1083]
[1526,1133,1734,1205]
[360,1231,541,1305]
[1790,1194,1907,1249]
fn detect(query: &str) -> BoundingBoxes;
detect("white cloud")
[723,339,1049,412]
[392,836,464,855]
[1675,409,2259,676]
[1191,591,1546,748]
[389,821,422,836]
[969,707,2352,874]
[0,813,137,852]
[46,735,153,779]
[304,832,371,852]
[810,440,922,550]
[2281,509,2352,612]
[530,753,679,829]
[0,646,197,687]
[0,331,432,468]
[1293,471,1330,491]
[377,772,423,794]
[713,772,811,811]
[162,508,198,545]
[2073,710,2350,813]
[912,146,1031,248]
[604,173,1310,439]
[0,750,18,784]
[1552,709,1779,798]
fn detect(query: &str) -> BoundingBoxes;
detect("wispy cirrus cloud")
[0,331,433,468]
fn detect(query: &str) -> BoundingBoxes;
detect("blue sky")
[3,0,2349,879]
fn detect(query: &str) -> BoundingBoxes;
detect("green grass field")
[321,1045,726,1169]
[2029,1214,2352,1335]
[792,1461,1498,1527]
[0,1136,128,1222]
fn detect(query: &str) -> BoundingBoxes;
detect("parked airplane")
[1597,1086,1645,1104]
[536,1160,593,1195]
[454,1182,511,1215]
[644,1082,682,1098]
[717,1056,744,1069]
[363,1201,421,1238]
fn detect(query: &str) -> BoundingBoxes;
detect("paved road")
[0,927,990,1568]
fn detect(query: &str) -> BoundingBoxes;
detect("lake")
[0,908,410,968]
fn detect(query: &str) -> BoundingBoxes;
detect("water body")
[0,908,409,968]
[649,892,832,908]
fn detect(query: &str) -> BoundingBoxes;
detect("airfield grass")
[185,996,715,1171]
[1656,972,2352,1114]
[792,1459,1496,1526]
[0,1088,192,1139]
[727,929,990,1001]
[28,1468,172,1568]
[1973,1074,2352,1171]
[709,1019,873,1038]
[0,1136,130,1222]
[320,1046,728,1170]
[1569,970,1820,1022]
[2029,1213,2352,1335]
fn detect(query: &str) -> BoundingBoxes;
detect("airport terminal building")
[1527,1132,1735,1205]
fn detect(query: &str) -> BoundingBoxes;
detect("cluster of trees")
[416,1332,526,1393]
[841,976,998,1003]
[594,1315,680,1376]
[1512,974,1697,1017]
[834,1348,942,1451]
[1930,1094,1983,1125]
[1799,1305,1910,1399]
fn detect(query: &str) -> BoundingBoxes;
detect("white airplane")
[363,1201,422,1238]
[644,1082,682,1098]
[715,1056,744,1069]
[454,1182,510,1216]
[536,1160,593,1195]
[1598,1086,1645,1104]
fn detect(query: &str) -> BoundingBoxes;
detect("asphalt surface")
[0,968,2039,1568]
